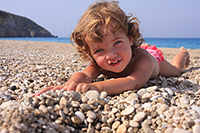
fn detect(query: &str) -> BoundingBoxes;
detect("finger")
[32,87,53,97]
[51,85,64,91]
[75,83,84,93]
[67,82,78,92]
[82,84,90,93]
[62,84,69,91]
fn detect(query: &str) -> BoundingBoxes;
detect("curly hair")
[71,1,144,61]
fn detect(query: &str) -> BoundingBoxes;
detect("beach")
[0,40,200,132]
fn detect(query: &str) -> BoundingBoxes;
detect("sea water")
[0,37,200,49]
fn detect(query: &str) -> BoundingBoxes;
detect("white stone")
[133,112,146,122]
[129,120,140,127]
[85,90,99,100]
[100,91,107,99]
[191,105,200,115]
[165,88,174,96]
[75,111,85,122]
[121,106,134,116]
[142,103,151,111]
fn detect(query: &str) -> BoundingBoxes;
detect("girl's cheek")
[95,56,105,66]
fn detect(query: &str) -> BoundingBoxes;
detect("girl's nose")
[106,51,117,60]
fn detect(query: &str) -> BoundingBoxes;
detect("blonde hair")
[71,1,144,61]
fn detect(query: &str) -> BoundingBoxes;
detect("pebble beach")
[0,40,200,133]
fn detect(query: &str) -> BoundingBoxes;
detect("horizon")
[0,0,200,38]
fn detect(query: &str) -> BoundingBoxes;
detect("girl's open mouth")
[109,59,122,66]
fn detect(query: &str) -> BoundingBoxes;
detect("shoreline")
[0,40,200,132]
[0,40,200,56]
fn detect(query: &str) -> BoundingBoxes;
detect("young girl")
[33,1,189,96]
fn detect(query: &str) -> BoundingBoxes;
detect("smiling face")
[86,31,133,73]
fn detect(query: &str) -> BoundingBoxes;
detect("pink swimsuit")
[141,45,164,65]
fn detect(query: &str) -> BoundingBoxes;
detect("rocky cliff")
[0,10,54,37]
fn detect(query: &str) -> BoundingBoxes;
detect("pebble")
[39,105,48,113]
[116,124,127,133]
[137,88,149,97]
[85,90,99,100]
[75,111,85,123]
[87,110,96,119]
[71,116,82,124]
[133,112,146,122]
[121,105,134,116]
[112,121,121,129]
[100,91,107,99]
[129,120,140,127]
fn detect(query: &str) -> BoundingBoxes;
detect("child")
[33,1,189,96]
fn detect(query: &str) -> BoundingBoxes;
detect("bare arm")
[91,51,157,95]
[75,50,159,95]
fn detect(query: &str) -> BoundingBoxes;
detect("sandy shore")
[0,40,200,132]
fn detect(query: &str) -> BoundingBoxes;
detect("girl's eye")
[114,41,121,45]
[94,49,103,54]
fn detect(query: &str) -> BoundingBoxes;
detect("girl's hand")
[73,83,99,93]
[32,82,99,97]
[32,85,65,97]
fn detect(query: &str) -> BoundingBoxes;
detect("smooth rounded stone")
[121,106,134,116]
[80,103,91,111]
[142,92,152,99]
[127,127,134,133]
[127,93,138,101]
[146,86,158,92]
[104,104,111,111]
[75,111,85,123]
[39,105,48,113]
[81,96,89,103]
[59,97,68,106]
[71,116,82,124]
[173,128,190,133]
[100,91,107,99]
[137,89,149,97]
[107,117,114,124]
[87,110,96,119]
[87,118,94,123]
[55,119,62,124]
[112,121,121,129]
[191,105,200,115]
[85,90,99,100]
[180,96,189,105]
[95,122,101,130]
[142,119,152,127]
[70,91,81,100]
[193,120,200,133]
[160,104,169,112]
[101,127,112,132]
[116,124,127,133]
[36,65,46,69]
[110,107,118,114]
[133,112,146,122]
[142,103,151,111]
[164,127,174,133]
[97,99,106,106]
[1,128,9,133]
[143,127,154,133]
[165,87,174,96]
[59,110,65,119]
[62,106,69,115]
[71,101,80,108]
[151,111,158,118]
[129,120,140,128]
[150,95,162,101]
[157,97,166,104]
